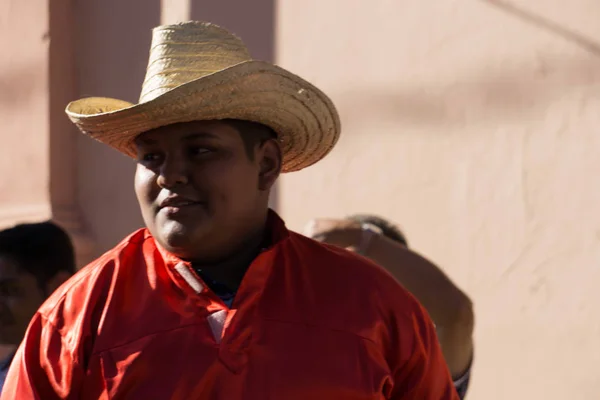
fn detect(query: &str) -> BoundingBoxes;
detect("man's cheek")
[135,168,158,196]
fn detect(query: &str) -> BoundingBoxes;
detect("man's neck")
[193,221,268,291]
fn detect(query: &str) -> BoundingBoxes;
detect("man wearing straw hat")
[2,22,458,399]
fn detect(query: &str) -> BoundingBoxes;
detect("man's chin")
[155,219,211,255]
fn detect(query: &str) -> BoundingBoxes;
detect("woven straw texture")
[65,21,341,172]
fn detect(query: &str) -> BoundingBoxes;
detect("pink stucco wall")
[1,0,598,397]
[277,1,600,399]
[0,0,51,228]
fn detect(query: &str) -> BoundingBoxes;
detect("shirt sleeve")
[387,299,460,400]
[0,313,84,400]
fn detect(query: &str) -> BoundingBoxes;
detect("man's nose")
[156,157,189,188]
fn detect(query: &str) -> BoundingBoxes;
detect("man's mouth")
[158,195,205,215]
[159,196,202,209]
[162,200,198,208]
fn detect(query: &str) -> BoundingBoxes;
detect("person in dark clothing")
[0,221,75,392]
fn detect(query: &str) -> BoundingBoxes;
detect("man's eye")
[190,147,213,156]
[141,153,162,162]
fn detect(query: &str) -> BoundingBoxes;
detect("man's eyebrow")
[135,132,219,146]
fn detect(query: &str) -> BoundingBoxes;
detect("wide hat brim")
[65,61,341,173]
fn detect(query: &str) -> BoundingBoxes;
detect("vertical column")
[49,0,95,266]
[189,0,278,209]
[190,0,275,62]
[161,0,191,24]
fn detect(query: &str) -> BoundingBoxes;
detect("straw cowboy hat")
[65,21,341,172]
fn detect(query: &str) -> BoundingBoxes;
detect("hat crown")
[139,21,252,103]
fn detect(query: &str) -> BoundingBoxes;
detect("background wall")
[1,0,599,398]
[0,1,51,228]
[277,1,600,399]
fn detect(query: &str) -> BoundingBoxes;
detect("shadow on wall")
[482,0,600,57]
[337,55,600,130]
[74,0,161,260]
[335,1,600,132]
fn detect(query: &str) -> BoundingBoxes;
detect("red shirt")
[1,212,458,399]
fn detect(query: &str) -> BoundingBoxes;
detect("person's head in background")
[304,214,409,253]
[0,222,75,346]
[346,214,408,247]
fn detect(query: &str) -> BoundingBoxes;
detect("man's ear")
[45,270,71,294]
[257,138,282,191]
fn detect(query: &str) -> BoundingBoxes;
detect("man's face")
[134,120,280,261]
[0,256,45,345]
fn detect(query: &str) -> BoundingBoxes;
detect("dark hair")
[346,214,409,247]
[0,221,76,287]
[223,119,277,160]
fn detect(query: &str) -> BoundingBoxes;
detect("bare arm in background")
[305,219,474,380]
